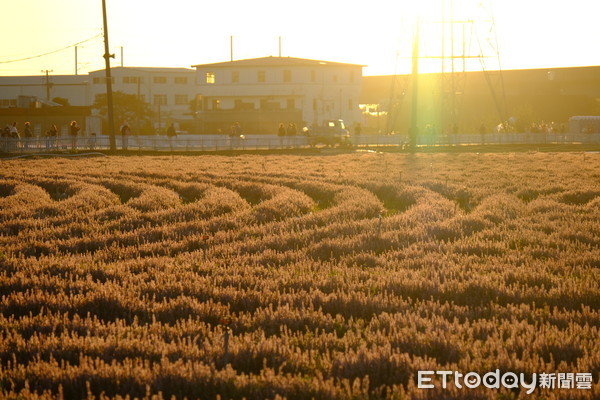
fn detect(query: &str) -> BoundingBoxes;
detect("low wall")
[1,132,599,153]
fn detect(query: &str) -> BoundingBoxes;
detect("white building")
[192,56,363,134]
[0,67,199,134]
[0,58,364,135]
[87,67,198,125]
[0,75,89,107]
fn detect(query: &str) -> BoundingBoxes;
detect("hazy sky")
[1,0,598,77]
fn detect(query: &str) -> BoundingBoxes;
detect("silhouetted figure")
[9,122,20,152]
[23,122,32,137]
[120,121,131,150]
[10,122,19,139]
[278,123,286,147]
[278,123,286,136]
[228,122,242,149]
[69,121,80,150]
[233,122,242,135]
[46,124,58,150]
[1,124,11,152]
[23,122,32,149]
[166,123,176,151]
[287,123,297,136]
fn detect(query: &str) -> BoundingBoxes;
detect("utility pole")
[41,69,53,100]
[102,0,117,151]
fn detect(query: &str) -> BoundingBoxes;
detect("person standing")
[287,123,297,136]
[23,122,32,137]
[166,123,176,151]
[9,122,19,138]
[1,125,9,152]
[69,121,80,151]
[231,122,242,149]
[235,122,243,135]
[286,123,297,148]
[46,124,58,150]
[23,122,32,150]
[277,123,286,148]
[9,122,19,152]
[120,121,131,150]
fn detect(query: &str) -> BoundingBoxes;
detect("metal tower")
[387,0,508,136]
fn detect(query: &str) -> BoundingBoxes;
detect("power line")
[0,34,102,64]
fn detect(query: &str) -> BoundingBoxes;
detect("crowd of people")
[0,120,181,152]
[493,121,568,134]
[277,122,298,137]
[416,121,575,135]
[1,120,81,150]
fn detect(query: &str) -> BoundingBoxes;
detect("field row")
[0,152,598,399]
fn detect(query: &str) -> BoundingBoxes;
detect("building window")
[259,99,279,110]
[153,76,167,84]
[257,71,266,83]
[175,94,189,105]
[206,72,215,84]
[0,99,17,107]
[174,77,188,84]
[93,77,114,84]
[283,70,291,82]
[287,99,295,109]
[123,76,143,84]
[154,94,167,105]
[232,71,239,83]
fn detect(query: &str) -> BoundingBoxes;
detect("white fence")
[1,132,599,153]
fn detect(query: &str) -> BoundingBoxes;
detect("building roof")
[88,66,195,74]
[0,75,88,85]
[191,56,366,69]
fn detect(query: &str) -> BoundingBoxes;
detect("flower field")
[0,151,599,399]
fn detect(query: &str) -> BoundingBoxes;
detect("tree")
[188,94,202,116]
[92,91,153,133]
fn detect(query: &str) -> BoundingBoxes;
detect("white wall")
[0,75,88,106]
[195,62,362,127]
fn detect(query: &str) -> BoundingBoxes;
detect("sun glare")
[386,0,504,74]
